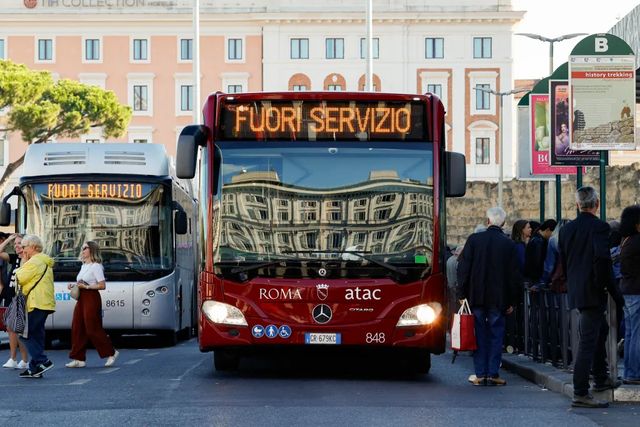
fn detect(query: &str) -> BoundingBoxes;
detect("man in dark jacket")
[559,186,620,408]
[525,219,557,285]
[457,206,520,386]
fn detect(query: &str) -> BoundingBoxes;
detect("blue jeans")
[623,295,640,380]
[472,307,505,378]
[19,309,51,371]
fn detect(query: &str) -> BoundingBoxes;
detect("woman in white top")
[65,241,119,368]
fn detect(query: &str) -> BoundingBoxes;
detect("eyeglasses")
[81,247,89,251]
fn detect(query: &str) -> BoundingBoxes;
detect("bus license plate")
[305,333,341,345]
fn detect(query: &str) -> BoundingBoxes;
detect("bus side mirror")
[174,210,188,235]
[445,151,466,197]
[0,202,11,226]
[176,125,208,179]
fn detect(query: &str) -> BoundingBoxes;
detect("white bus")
[0,143,198,345]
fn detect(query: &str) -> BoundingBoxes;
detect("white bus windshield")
[21,182,174,276]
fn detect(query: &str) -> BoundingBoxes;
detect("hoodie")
[16,252,56,313]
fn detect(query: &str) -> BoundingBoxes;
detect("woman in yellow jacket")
[16,234,55,379]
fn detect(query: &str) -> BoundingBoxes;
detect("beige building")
[0,0,525,186]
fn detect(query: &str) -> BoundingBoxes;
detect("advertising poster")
[569,55,636,150]
[549,80,599,166]
[517,105,554,180]
[530,94,575,175]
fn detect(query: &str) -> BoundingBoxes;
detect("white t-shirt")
[76,262,106,286]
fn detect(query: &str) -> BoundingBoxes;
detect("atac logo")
[24,0,38,9]
[316,283,329,301]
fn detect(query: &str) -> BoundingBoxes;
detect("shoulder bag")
[3,265,49,338]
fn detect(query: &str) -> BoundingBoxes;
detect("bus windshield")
[215,142,434,281]
[22,181,174,279]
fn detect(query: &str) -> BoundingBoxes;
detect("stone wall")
[446,162,640,246]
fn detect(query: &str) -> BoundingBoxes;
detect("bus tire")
[214,350,239,371]
[160,330,178,347]
[409,350,431,374]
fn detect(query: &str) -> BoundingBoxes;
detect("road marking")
[97,368,120,374]
[69,379,91,385]
[124,358,142,365]
[145,352,160,357]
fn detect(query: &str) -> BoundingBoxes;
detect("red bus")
[176,91,466,372]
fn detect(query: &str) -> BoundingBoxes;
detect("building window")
[427,84,442,98]
[133,85,148,111]
[38,39,53,61]
[133,39,148,61]
[328,233,343,249]
[355,211,366,221]
[360,38,379,59]
[180,38,192,60]
[327,85,342,91]
[0,39,4,59]
[325,38,344,59]
[290,38,309,59]
[180,85,193,111]
[228,38,242,60]
[476,137,490,164]
[292,85,307,91]
[354,232,366,244]
[473,37,492,58]
[227,85,243,94]
[85,39,100,61]
[425,37,444,59]
[475,84,490,110]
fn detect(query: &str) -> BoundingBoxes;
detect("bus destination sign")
[46,183,145,200]
[219,100,428,141]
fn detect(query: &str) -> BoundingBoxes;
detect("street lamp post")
[475,87,529,207]
[515,33,587,222]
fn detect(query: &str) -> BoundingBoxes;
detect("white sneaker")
[65,360,86,368]
[105,350,119,367]
[17,360,28,370]
[2,358,17,369]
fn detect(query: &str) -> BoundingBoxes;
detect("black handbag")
[3,265,49,337]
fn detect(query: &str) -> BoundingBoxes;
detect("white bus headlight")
[396,303,442,327]
[202,301,248,326]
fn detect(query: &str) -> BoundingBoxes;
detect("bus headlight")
[202,301,248,326]
[396,303,442,327]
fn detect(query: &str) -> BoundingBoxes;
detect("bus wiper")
[106,261,150,276]
[215,260,287,274]
[282,250,408,276]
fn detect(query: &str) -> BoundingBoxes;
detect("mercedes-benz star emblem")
[318,268,327,277]
[312,304,332,324]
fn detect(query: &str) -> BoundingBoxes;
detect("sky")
[512,0,639,80]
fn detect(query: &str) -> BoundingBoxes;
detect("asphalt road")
[0,338,638,426]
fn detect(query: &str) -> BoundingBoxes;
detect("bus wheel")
[160,330,178,347]
[408,350,431,375]
[214,350,239,372]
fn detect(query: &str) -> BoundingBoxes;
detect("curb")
[502,353,639,402]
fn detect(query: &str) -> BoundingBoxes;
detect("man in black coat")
[457,207,520,386]
[559,186,620,408]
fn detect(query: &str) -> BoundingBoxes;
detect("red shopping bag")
[451,299,477,351]
[0,306,6,332]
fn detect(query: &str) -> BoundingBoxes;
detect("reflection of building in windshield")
[219,170,433,260]
[43,202,158,263]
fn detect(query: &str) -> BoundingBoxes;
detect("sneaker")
[65,360,86,368]
[17,360,28,370]
[471,376,487,386]
[105,350,119,367]
[572,393,609,408]
[2,358,18,369]
[593,378,621,392]
[488,376,507,386]
[19,368,43,379]
[37,360,54,375]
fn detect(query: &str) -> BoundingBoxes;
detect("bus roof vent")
[43,150,87,166]
[104,150,146,166]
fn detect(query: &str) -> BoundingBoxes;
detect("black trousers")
[573,307,609,396]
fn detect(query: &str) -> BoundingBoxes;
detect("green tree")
[0,59,132,194]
